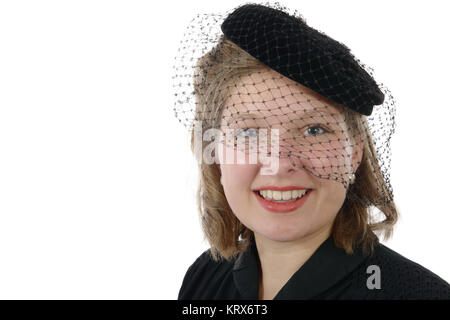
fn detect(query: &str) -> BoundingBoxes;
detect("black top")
[178,236,450,300]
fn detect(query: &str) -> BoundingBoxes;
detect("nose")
[257,127,308,175]
[259,153,302,176]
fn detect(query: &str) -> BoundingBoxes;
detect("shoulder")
[365,242,450,299]
[177,247,235,299]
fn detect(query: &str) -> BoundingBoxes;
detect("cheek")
[290,141,352,180]
[219,140,260,188]
[220,163,259,211]
[314,178,347,219]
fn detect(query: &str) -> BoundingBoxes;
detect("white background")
[0,0,449,299]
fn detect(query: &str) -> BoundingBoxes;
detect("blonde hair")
[190,35,398,262]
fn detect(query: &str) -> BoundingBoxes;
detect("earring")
[349,172,356,185]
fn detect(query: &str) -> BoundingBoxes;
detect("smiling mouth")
[253,189,312,202]
[252,189,312,213]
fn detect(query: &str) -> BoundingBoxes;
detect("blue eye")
[235,128,259,137]
[304,125,328,136]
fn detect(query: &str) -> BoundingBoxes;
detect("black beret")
[220,4,384,116]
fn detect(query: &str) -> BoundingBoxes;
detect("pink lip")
[253,189,312,213]
[255,185,310,191]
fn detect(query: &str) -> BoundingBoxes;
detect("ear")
[351,138,364,173]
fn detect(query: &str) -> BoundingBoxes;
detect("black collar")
[232,235,368,299]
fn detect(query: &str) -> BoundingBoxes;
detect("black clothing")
[178,236,450,300]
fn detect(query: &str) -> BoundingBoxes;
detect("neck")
[255,224,333,299]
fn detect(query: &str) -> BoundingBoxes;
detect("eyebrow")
[230,113,262,120]
[230,107,333,120]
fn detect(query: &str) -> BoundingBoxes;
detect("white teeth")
[282,191,291,200]
[258,189,309,201]
[273,191,281,200]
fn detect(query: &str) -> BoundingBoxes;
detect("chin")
[256,225,313,242]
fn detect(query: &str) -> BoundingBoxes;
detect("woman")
[173,3,450,299]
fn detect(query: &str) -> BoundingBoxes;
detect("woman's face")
[219,69,362,242]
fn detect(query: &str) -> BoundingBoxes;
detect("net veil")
[171,1,396,209]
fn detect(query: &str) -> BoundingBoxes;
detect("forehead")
[224,68,341,119]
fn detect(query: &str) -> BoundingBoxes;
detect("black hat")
[220,4,384,116]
